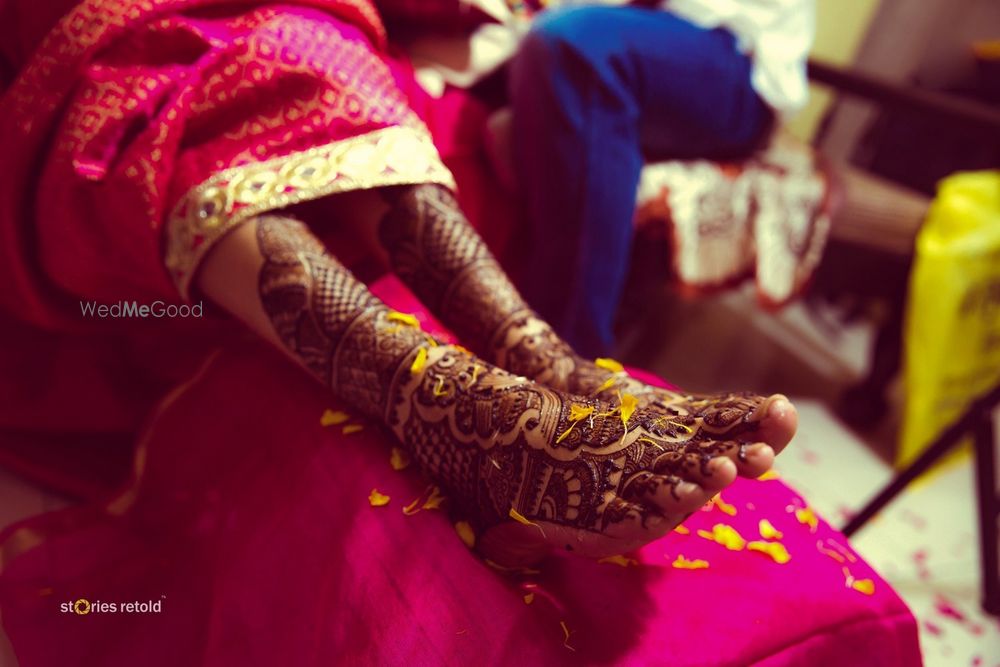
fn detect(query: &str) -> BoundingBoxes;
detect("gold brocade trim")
[164,126,456,298]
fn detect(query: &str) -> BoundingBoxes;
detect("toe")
[749,394,798,453]
[667,455,736,494]
[624,472,713,516]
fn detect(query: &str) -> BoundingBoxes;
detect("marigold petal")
[713,494,737,516]
[595,376,618,394]
[595,358,625,373]
[403,496,423,515]
[387,311,420,328]
[410,347,428,374]
[795,507,819,532]
[748,540,791,564]
[568,404,595,422]
[698,523,746,550]
[509,507,546,537]
[342,424,364,435]
[758,470,781,481]
[671,555,710,569]
[619,393,638,427]
[422,486,446,510]
[673,525,691,535]
[758,519,783,540]
[320,409,350,427]
[523,593,535,605]
[368,489,390,507]
[851,578,875,595]
[455,521,475,548]
[389,447,411,471]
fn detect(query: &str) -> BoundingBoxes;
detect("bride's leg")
[377,184,797,465]
[197,213,752,563]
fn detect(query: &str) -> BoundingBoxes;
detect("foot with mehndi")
[489,311,798,469]
[388,341,792,566]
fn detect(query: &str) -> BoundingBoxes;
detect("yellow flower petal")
[368,489,390,507]
[455,521,475,548]
[758,470,781,481]
[387,311,420,328]
[410,347,428,374]
[673,525,691,535]
[342,424,364,435]
[403,496,423,515]
[748,540,791,564]
[595,358,625,373]
[619,393,638,428]
[509,507,546,537]
[597,554,637,567]
[422,486,446,510]
[594,376,618,394]
[758,519,783,540]
[851,578,875,595]
[795,507,819,532]
[568,403,595,422]
[432,375,449,396]
[320,409,350,427]
[560,620,576,652]
[697,523,747,551]
[523,593,535,605]
[389,447,411,471]
[712,494,737,516]
[671,555,710,569]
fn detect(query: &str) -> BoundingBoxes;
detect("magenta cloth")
[0,275,921,666]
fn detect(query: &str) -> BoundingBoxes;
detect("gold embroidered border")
[164,125,456,298]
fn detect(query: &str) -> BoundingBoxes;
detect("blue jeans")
[509,6,772,356]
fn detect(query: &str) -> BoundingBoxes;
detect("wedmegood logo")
[79,301,203,319]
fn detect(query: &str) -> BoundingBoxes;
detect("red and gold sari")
[0,3,919,665]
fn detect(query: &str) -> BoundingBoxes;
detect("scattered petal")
[560,621,576,651]
[851,578,875,595]
[595,358,625,373]
[432,375,449,396]
[320,409,350,427]
[387,311,420,328]
[389,447,411,471]
[795,507,819,532]
[758,519,783,540]
[748,540,791,564]
[455,521,476,548]
[568,404,595,422]
[368,489,390,507]
[697,523,747,551]
[817,541,846,563]
[403,496,423,516]
[595,376,618,394]
[342,424,364,435]
[712,494,737,516]
[597,554,637,567]
[671,555,710,569]
[673,525,691,535]
[410,347,428,374]
[758,470,781,481]
[422,486,446,510]
[509,507,546,537]
[618,393,638,428]
[523,593,535,605]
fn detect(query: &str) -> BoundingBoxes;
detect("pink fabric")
[0,276,921,666]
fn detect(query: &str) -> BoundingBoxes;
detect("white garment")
[662,0,815,115]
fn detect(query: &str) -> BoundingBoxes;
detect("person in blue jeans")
[508,2,814,357]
